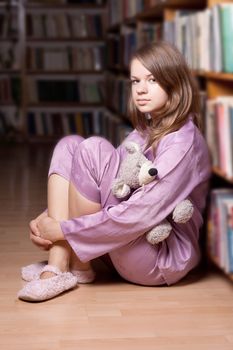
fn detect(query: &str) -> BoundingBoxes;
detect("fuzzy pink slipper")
[21,261,95,283]
[71,268,96,283]
[21,261,48,281]
[18,265,78,302]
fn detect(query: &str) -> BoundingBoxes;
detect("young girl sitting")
[18,41,211,302]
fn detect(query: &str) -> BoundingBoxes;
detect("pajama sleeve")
[60,123,211,263]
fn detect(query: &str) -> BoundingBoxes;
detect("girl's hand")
[37,216,64,243]
[29,211,53,250]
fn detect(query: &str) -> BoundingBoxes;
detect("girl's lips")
[137,99,150,105]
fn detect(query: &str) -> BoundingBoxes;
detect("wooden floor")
[0,143,233,350]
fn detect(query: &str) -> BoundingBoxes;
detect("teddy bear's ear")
[124,141,140,154]
[112,179,131,198]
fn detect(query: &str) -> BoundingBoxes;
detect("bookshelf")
[106,0,233,281]
[0,0,24,141]
[0,0,108,142]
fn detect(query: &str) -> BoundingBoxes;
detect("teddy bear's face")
[111,142,158,198]
[139,160,158,186]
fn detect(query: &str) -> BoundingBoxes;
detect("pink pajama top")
[60,118,211,285]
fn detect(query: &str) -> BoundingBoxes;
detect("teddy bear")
[111,141,194,244]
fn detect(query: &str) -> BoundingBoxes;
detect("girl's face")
[130,58,168,117]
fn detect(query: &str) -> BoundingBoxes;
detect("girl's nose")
[136,82,147,94]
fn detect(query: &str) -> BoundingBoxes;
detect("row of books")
[107,3,233,73]
[0,12,18,38]
[164,3,233,73]
[108,0,143,26]
[26,13,104,39]
[0,43,21,70]
[27,109,103,138]
[0,106,20,136]
[208,189,233,274]
[136,21,162,49]
[105,73,130,117]
[0,76,21,104]
[26,45,105,71]
[26,108,133,146]
[106,34,121,68]
[27,0,105,5]
[27,77,104,103]
[205,96,233,179]
[120,22,164,68]
[103,110,133,147]
[107,23,163,68]
[120,25,137,69]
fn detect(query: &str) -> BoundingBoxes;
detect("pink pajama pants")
[48,135,165,286]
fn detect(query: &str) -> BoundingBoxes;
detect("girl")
[18,41,211,301]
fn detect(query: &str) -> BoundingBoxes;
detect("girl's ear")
[124,142,140,154]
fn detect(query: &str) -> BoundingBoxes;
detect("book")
[27,112,36,136]
[211,4,223,72]
[205,99,219,168]
[75,112,84,135]
[208,189,233,268]
[220,3,233,73]
[216,96,233,177]
[82,111,93,137]
[223,201,233,272]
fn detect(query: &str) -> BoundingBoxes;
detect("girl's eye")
[149,78,156,83]
[131,80,139,85]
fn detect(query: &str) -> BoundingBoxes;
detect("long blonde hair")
[128,41,202,149]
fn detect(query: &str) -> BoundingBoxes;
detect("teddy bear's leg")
[172,199,194,223]
[146,219,172,245]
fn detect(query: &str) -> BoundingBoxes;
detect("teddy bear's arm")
[111,179,131,199]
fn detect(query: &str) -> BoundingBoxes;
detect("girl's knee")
[54,135,84,153]
[74,136,118,170]
[49,135,84,181]
[70,136,120,206]
[80,136,115,153]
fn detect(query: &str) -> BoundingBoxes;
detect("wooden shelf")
[136,4,164,20]
[27,135,58,143]
[26,3,106,10]
[28,102,103,108]
[212,167,233,184]
[0,37,19,42]
[205,71,233,81]
[150,0,205,8]
[0,102,19,107]
[26,37,105,43]
[107,66,129,75]
[0,69,21,74]
[27,70,104,75]
[194,70,233,81]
